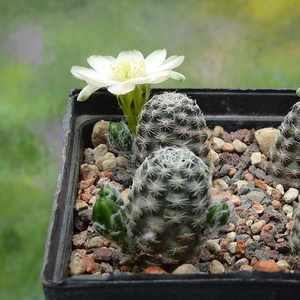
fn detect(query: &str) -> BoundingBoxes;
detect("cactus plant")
[126,146,229,267]
[134,92,211,167]
[266,96,300,190]
[107,121,136,164]
[93,147,230,268]
[92,186,135,254]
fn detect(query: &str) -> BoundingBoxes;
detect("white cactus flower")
[71,49,185,100]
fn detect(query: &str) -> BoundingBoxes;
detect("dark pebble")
[94,247,113,262]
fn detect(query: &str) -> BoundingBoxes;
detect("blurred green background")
[1,0,300,298]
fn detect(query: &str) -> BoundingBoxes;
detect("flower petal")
[70,66,87,80]
[153,55,185,73]
[117,50,144,62]
[169,71,186,82]
[77,85,100,101]
[108,81,136,95]
[87,55,114,77]
[144,49,167,74]
[71,66,115,87]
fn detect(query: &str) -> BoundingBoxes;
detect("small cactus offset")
[107,121,136,163]
[266,96,300,190]
[92,186,135,254]
[126,146,230,267]
[135,92,211,167]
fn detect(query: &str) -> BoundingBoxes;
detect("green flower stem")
[116,84,151,136]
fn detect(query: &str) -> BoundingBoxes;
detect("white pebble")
[276,184,285,195]
[232,139,247,153]
[246,220,253,226]
[226,232,236,242]
[207,149,220,166]
[276,260,290,269]
[206,240,221,252]
[283,188,299,203]
[250,220,266,234]
[250,152,262,165]
[253,235,261,241]
[212,179,228,190]
[211,137,225,152]
[282,204,293,215]
[228,242,237,254]
[172,264,197,274]
[209,260,225,274]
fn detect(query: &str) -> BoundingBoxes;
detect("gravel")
[69,126,300,276]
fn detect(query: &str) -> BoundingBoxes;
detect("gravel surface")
[69,125,300,276]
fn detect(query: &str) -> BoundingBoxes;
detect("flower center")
[112,58,146,81]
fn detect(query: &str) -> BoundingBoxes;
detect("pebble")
[94,248,113,262]
[247,191,265,203]
[250,220,266,234]
[253,260,281,272]
[282,204,293,215]
[232,139,247,153]
[72,231,88,248]
[221,142,234,152]
[85,236,103,249]
[207,149,220,166]
[252,203,264,214]
[95,152,117,171]
[74,200,89,211]
[276,260,290,269]
[235,241,246,258]
[172,264,197,274]
[228,242,237,254]
[230,194,240,206]
[69,257,87,275]
[91,120,110,147]
[209,260,225,274]
[276,184,285,195]
[93,144,108,161]
[212,179,228,190]
[283,188,299,203]
[254,127,280,156]
[206,240,221,252]
[226,231,236,242]
[250,152,261,165]
[232,258,249,270]
[211,136,225,152]
[142,266,168,274]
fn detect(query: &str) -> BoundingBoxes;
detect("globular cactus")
[266,95,300,190]
[135,92,211,168]
[126,146,230,267]
[92,147,230,268]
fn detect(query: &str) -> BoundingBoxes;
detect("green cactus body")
[135,92,211,166]
[92,187,134,253]
[126,146,229,267]
[107,121,135,162]
[266,101,300,190]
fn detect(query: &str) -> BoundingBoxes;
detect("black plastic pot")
[41,88,300,300]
